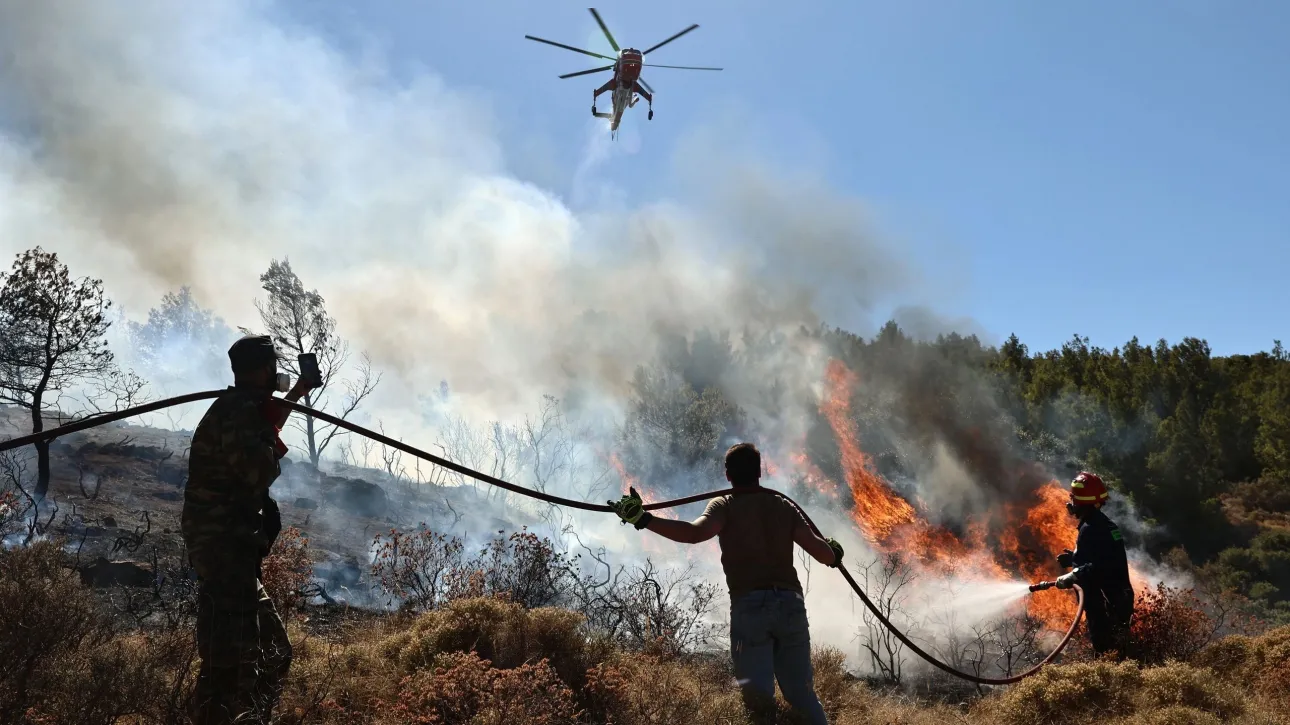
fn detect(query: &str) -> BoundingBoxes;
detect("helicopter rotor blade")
[641,24,699,56]
[524,35,617,61]
[641,63,722,71]
[588,8,621,52]
[638,78,654,95]
[559,65,616,79]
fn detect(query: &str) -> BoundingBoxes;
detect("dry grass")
[6,540,1290,724]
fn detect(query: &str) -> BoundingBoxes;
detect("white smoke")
[0,0,1063,673]
[0,0,925,425]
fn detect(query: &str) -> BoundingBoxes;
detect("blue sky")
[278,1,1288,357]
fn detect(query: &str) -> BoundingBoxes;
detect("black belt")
[751,586,803,600]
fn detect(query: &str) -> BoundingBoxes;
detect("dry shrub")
[372,527,467,610]
[1115,705,1224,725]
[388,651,581,725]
[1131,585,1216,665]
[262,526,313,615]
[1137,662,1244,720]
[832,687,960,725]
[1230,626,1290,707]
[379,596,600,692]
[810,642,851,712]
[371,527,574,613]
[983,660,1143,725]
[0,489,19,536]
[1190,633,1257,676]
[0,541,113,723]
[1193,624,1290,703]
[0,541,199,724]
[581,660,630,724]
[586,652,746,725]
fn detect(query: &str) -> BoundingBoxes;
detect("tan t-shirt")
[702,489,806,598]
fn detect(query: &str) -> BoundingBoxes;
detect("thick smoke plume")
[0,0,925,424]
[0,0,1175,675]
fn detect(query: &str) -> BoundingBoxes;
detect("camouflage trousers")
[189,547,292,725]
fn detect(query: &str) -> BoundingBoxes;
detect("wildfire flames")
[606,357,1149,632]
[817,358,1149,629]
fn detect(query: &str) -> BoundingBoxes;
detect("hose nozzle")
[1029,580,1055,593]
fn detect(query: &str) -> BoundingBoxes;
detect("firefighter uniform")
[1071,507,1135,654]
[1058,471,1135,657]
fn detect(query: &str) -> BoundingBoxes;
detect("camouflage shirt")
[182,386,282,554]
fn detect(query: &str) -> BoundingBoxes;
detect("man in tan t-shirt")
[610,442,843,724]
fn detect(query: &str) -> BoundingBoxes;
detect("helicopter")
[525,9,722,138]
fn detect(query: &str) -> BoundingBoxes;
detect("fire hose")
[0,389,1085,685]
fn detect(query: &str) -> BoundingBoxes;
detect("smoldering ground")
[0,0,1176,675]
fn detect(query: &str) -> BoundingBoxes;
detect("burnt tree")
[252,258,380,466]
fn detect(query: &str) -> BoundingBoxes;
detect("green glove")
[608,487,654,530]
[825,537,844,568]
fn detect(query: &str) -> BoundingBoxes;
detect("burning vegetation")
[1,245,1289,722]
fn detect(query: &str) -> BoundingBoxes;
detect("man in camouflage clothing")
[183,335,311,724]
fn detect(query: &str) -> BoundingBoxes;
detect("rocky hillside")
[0,404,534,604]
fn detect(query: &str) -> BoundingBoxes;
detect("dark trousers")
[189,550,292,725]
[1085,586,1135,657]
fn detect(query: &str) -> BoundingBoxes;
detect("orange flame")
[818,358,1150,629]
[603,357,1153,632]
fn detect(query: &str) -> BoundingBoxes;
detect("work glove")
[260,493,282,558]
[608,487,654,530]
[1054,571,1079,590]
[1057,549,1074,569]
[826,538,844,568]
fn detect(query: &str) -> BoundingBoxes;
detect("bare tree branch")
[253,259,380,466]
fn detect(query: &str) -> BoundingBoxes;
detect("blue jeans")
[729,589,828,725]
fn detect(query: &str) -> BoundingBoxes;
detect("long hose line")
[0,389,1084,685]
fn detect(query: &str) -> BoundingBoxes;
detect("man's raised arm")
[609,487,725,544]
[646,511,723,544]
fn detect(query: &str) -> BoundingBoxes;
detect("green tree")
[0,249,115,500]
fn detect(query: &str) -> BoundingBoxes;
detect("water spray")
[0,388,1087,685]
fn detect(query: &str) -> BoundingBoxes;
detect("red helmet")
[1070,471,1109,504]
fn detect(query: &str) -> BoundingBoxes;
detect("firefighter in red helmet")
[1054,471,1136,657]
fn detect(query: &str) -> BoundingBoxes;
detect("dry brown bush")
[1136,663,1245,720]
[10,524,1290,725]
[388,651,582,725]
[0,541,197,725]
[981,660,1145,725]
[262,525,314,615]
